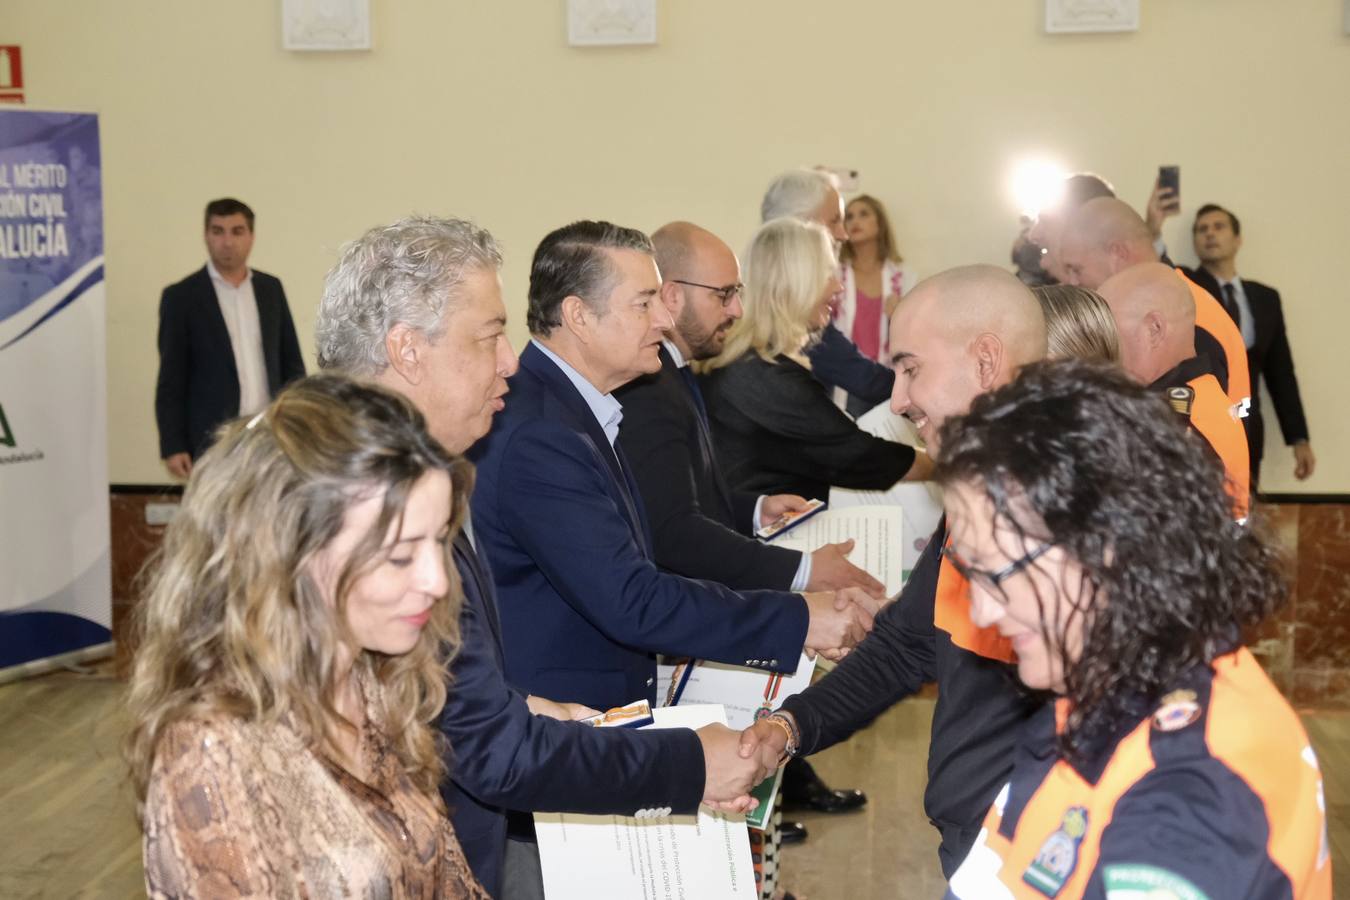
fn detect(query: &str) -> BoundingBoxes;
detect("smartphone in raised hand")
[1157,165,1181,211]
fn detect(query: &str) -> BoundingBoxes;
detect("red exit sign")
[0,46,23,104]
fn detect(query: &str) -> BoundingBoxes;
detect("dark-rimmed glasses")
[942,542,1054,594]
[670,279,744,307]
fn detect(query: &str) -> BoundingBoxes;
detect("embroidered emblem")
[1152,689,1202,732]
[1102,863,1212,899]
[1166,386,1194,416]
[1023,806,1088,897]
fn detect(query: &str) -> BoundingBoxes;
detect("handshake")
[802,585,884,661]
[694,710,811,813]
[696,585,883,812]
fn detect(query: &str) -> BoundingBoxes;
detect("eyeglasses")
[670,279,744,307]
[941,542,1053,594]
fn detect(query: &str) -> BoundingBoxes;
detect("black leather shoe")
[780,781,868,814]
[778,821,808,845]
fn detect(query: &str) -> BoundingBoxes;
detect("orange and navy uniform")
[1178,267,1252,421]
[1152,355,1251,519]
[780,521,1040,875]
[946,647,1331,899]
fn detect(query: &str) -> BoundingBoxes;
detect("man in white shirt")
[154,198,305,477]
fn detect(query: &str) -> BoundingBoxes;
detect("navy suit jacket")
[468,341,808,713]
[154,266,305,459]
[441,533,704,897]
[1182,266,1310,479]
[613,346,801,590]
[805,322,895,405]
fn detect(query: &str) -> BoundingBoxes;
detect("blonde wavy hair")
[125,374,472,813]
[1033,284,1121,364]
[703,217,837,371]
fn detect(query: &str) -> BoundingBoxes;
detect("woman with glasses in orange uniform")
[939,359,1330,900]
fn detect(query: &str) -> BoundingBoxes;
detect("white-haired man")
[316,216,777,897]
[761,169,896,411]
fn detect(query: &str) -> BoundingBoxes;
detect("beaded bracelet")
[765,712,799,763]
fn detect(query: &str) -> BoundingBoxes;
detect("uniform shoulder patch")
[1152,689,1202,732]
[1165,386,1194,416]
[1103,863,1211,899]
[1023,806,1088,897]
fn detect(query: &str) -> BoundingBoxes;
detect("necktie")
[677,365,710,428]
[1221,283,1241,326]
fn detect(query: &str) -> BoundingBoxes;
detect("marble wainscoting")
[109,486,182,674]
[1250,499,1350,710]
[105,489,1350,707]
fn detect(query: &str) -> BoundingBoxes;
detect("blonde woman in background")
[1033,284,1121,363]
[701,217,931,503]
[125,374,488,899]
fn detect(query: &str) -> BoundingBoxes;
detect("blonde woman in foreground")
[126,374,488,899]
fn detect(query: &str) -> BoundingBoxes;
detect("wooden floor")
[0,663,1346,898]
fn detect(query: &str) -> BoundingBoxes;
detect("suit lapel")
[520,343,649,552]
[660,348,736,519]
[453,532,505,655]
[1241,279,1274,351]
[194,267,239,385]
[253,276,282,392]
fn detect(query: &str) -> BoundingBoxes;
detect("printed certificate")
[535,705,757,900]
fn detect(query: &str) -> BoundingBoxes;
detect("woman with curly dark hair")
[939,359,1330,899]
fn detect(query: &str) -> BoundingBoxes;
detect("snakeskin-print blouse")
[143,684,488,899]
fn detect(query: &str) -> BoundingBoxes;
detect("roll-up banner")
[0,109,111,678]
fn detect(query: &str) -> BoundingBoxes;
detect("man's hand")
[760,493,809,527]
[697,722,771,812]
[1294,441,1316,480]
[163,452,192,480]
[835,585,884,619]
[737,718,790,774]
[1145,179,1180,239]
[801,589,876,660]
[525,695,601,721]
[807,540,885,598]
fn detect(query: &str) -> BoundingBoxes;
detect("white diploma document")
[829,401,944,583]
[771,506,906,598]
[534,705,758,900]
[654,654,817,829]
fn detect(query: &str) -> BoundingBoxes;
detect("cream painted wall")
[8,1,1349,491]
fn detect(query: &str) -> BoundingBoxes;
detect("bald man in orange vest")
[1098,263,1250,516]
[1058,197,1251,424]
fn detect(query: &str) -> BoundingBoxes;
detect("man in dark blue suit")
[155,198,305,477]
[470,220,874,716]
[315,216,776,898]
[1172,204,1314,488]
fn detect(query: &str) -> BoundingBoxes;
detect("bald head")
[1097,262,1195,383]
[652,221,731,281]
[894,265,1048,367]
[651,221,743,360]
[1058,197,1159,290]
[1025,172,1116,283]
[889,265,1047,452]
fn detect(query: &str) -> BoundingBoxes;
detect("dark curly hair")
[934,359,1283,764]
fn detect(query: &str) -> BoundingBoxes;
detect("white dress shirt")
[207,261,270,416]
[531,339,624,447]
